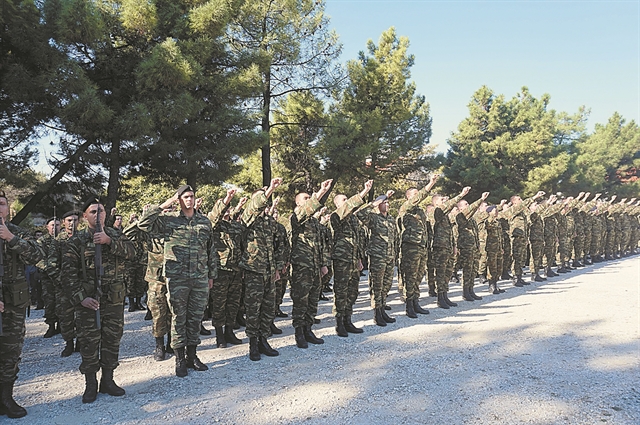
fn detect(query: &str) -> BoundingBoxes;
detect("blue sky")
[324,0,639,152]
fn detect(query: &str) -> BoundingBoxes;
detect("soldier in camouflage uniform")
[356,190,398,326]
[239,179,286,360]
[528,199,550,282]
[542,201,563,276]
[485,203,506,294]
[0,191,44,418]
[124,215,147,313]
[38,217,61,338]
[319,213,333,294]
[430,187,469,309]
[61,197,136,404]
[397,174,438,317]
[456,192,490,301]
[330,180,372,336]
[137,185,218,376]
[289,180,333,348]
[474,203,490,285]
[272,206,290,320]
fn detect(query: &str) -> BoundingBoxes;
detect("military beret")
[81,196,102,213]
[45,217,57,225]
[374,194,387,203]
[62,210,79,219]
[486,205,496,213]
[176,184,194,197]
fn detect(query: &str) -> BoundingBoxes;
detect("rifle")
[94,206,103,330]
[0,217,4,336]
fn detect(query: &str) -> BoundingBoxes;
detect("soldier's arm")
[241,191,268,227]
[6,224,43,265]
[208,199,231,228]
[463,198,484,220]
[293,194,322,223]
[106,228,137,261]
[135,204,164,235]
[207,228,219,281]
[61,237,84,304]
[333,193,365,221]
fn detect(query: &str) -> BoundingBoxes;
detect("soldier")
[0,190,44,418]
[289,180,333,348]
[499,203,513,281]
[137,185,218,376]
[528,198,551,282]
[266,203,290,335]
[61,197,135,404]
[38,217,61,337]
[475,202,490,285]
[356,191,398,326]
[124,215,147,313]
[239,179,286,361]
[486,202,507,294]
[330,180,373,336]
[456,191,490,301]
[431,187,470,309]
[397,174,438,318]
[542,197,563,277]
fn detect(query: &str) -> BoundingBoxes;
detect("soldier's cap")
[176,184,194,197]
[374,194,387,203]
[81,196,102,213]
[62,210,79,219]
[486,205,496,213]
[45,216,57,225]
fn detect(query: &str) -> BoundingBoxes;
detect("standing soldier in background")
[137,185,218,376]
[475,201,490,286]
[0,190,44,418]
[330,180,372,336]
[486,202,507,294]
[456,191,490,301]
[270,204,290,332]
[61,197,135,404]
[356,190,398,326]
[431,186,470,309]
[289,180,333,348]
[397,174,438,318]
[528,197,553,283]
[39,217,61,338]
[123,213,147,313]
[542,198,563,277]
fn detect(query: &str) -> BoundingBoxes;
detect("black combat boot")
[144,307,152,320]
[224,325,242,345]
[381,308,396,323]
[99,368,125,396]
[275,308,288,318]
[374,308,387,327]
[520,275,530,285]
[344,316,363,333]
[186,345,208,371]
[462,286,475,301]
[405,300,418,318]
[175,347,188,377]
[61,339,74,357]
[413,299,429,314]
[249,337,261,361]
[128,297,136,312]
[270,322,283,335]
[154,336,166,361]
[0,381,27,418]
[81,373,98,404]
[512,276,523,287]
[258,337,279,356]
[294,327,308,348]
[500,272,513,281]
[436,293,450,309]
[236,312,246,327]
[43,323,56,338]
[428,283,437,297]
[318,292,329,301]
[384,305,392,310]
[335,317,348,337]
[470,286,482,300]
[533,272,544,282]
[303,326,324,344]
[444,293,458,307]
[199,323,212,336]
[546,267,558,277]
[165,334,174,355]
[215,327,227,348]
[136,297,145,310]
[488,281,499,294]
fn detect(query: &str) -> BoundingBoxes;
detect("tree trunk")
[11,138,94,225]
[261,69,272,187]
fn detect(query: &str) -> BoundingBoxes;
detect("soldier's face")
[0,197,9,220]
[47,220,61,235]
[179,191,195,210]
[379,200,389,214]
[84,204,106,229]
[114,216,122,227]
[64,215,79,231]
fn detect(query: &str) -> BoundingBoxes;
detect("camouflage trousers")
[210,270,243,328]
[125,264,147,298]
[502,233,513,276]
[399,243,426,301]
[332,259,360,318]
[529,239,544,273]
[433,248,454,294]
[321,264,333,289]
[511,235,527,277]
[147,280,171,338]
[543,236,557,268]
[478,239,487,276]
[41,275,58,325]
[368,256,394,309]
[573,234,584,261]
[166,278,210,349]
[243,270,275,338]
[458,247,479,288]
[75,300,124,374]
[583,229,592,256]
[275,277,288,308]
[486,247,503,283]
[0,302,27,383]
[427,250,436,290]
[290,265,322,328]
[55,282,76,341]
[558,235,572,263]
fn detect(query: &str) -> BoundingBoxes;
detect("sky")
[324,0,639,152]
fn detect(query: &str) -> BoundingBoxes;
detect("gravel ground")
[8,256,640,425]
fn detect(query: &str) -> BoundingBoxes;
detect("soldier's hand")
[270,178,283,189]
[194,198,203,210]
[620,198,627,204]
[386,190,395,198]
[223,188,236,204]
[320,266,328,277]
[534,191,545,199]
[628,197,637,204]
[320,179,333,191]
[238,197,248,207]
[0,218,15,242]
[578,192,585,198]
[208,279,213,289]
[461,186,471,196]
[110,207,117,216]
[481,191,490,200]
[500,199,507,205]
[273,196,281,207]
[479,203,487,212]
[363,180,374,193]
[0,300,4,313]
[610,195,617,202]
[93,231,112,246]
[429,173,439,184]
[81,297,99,311]
[357,259,364,272]
[594,193,602,199]
[272,270,281,283]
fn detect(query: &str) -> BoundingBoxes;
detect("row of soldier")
[0,178,639,418]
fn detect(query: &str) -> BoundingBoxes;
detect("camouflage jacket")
[61,226,135,305]
[528,211,545,242]
[485,217,503,253]
[213,218,245,272]
[1,222,43,306]
[330,194,365,265]
[240,192,285,277]
[36,232,57,276]
[431,193,464,250]
[289,194,327,269]
[456,199,482,250]
[356,207,399,262]
[500,198,534,238]
[208,199,230,229]
[123,224,149,267]
[397,186,432,248]
[474,210,489,245]
[137,206,218,281]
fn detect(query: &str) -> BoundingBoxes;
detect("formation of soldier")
[0,179,639,418]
